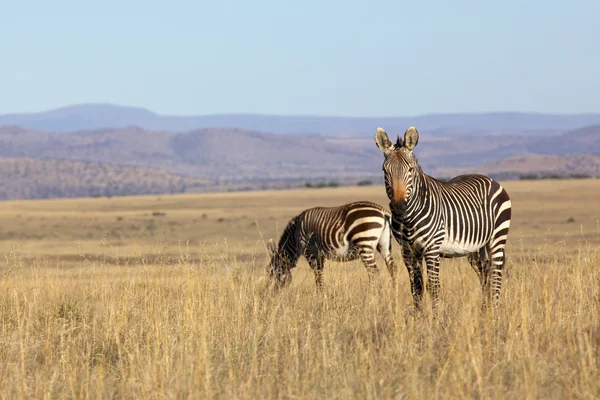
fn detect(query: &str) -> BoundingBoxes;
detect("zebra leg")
[303,239,326,292]
[377,224,397,284]
[312,262,325,292]
[306,251,325,293]
[489,242,507,309]
[377,243,397,284]
[468,252,480,279]
[479,247,493,311]
[358,246,380,285]
[489,189,511,309]
[480,258,493,312]
[384,254,398,285]
[402,244,424,310]
[469,249,491,295]
[424,251,441,311]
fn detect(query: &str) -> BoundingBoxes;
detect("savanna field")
[1,180,599,399]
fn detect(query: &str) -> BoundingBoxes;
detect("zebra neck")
[278,242,300,267]
[402,173,429,226]
[277,221,301,267]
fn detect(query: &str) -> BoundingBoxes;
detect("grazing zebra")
[374,126,512,311]
[266,201,399,291]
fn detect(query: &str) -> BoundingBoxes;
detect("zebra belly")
[326,243,360,262]
[323,231,355,261]
[438,234,482,258]
[327,240,372,262]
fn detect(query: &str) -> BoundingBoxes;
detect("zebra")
[374,126,512,311]
[266,201,399,291]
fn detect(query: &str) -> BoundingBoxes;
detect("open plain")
[1,179,599,399]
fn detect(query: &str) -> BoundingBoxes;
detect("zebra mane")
[412,153,445,185]
[405,149,423,173]
[413,154,423,171]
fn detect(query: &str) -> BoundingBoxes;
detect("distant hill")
[0,158,212,200]
[477,154,600,180]
[2,103,600,135]
[0,126,386,181]
[1,124,600,180]
[1,123,600,200]
[521,125,600,155]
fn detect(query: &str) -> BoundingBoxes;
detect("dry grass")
[1,180,600,398]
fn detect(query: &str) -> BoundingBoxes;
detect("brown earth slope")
[0,158,212,200]
[1,124,600,200]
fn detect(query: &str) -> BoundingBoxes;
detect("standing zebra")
[374,126,512,310]
[266,201,399,291]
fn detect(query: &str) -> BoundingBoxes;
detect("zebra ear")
[374,127,393,154]
[267,239,277,255]
[403,126,419,151]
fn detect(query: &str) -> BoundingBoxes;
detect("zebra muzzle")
[390,199,407,214]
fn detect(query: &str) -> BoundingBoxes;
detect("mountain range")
[3,103,600,135]
[1,104,599,200]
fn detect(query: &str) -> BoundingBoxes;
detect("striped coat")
[375,126,512,310]
[267,201,398,290]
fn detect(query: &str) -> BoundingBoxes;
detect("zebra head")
[266,238,293,289]
[374,126,420,214]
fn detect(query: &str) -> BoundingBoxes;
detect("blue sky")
[0,0,598,116]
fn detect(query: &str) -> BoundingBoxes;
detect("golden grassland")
[1,179,599,398]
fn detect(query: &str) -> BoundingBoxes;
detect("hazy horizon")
[3,102,600,119]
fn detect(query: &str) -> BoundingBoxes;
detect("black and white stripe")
[267,201,398,291]
[375,126,512,310]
